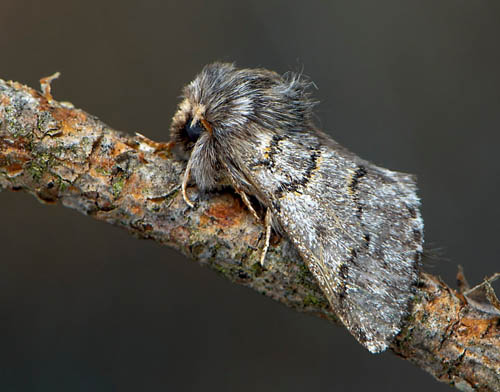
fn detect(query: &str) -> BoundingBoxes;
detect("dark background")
[1,1,499,391]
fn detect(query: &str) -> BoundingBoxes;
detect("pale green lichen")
[112,176,126,197]
[28,152,53,181]
[57,177,70,192]
[295,261,318,291]
[4,106,32,138]
[95,167,111,176]
[303,294,321,306]
[211,263,231,279]
[36,111,51,131]
[303,293,329,309]
[251,262,264,277]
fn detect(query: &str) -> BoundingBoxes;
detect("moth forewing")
[235,131,422,352]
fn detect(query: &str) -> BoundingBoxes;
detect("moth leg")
[260,208,272,266]
[181,162,195,208]
[236,189,260,222]
[227,175,260,221]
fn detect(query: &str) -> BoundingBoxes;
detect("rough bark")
[1,77,499,392]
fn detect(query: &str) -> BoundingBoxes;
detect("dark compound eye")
[185,120,204,142]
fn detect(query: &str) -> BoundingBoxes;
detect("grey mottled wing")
[235,130,423,353]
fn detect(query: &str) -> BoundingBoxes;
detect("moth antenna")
[260,208,272,266]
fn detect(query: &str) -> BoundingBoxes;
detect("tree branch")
[1,78,498,392]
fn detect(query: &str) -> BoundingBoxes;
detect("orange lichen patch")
[0,142,30,178]
[51,106,87,124]
[154,150,172,160]
[198,214,211,227]
[110,140,134,158]
[0,136,30,153]
[130,204,143,216]
[425,287,462,316]
[88,140,126,176]
[120,173,145,200]
[137,152,148,164]
[147,196,168,204]
[204,195,246,228]
[89,166,110,179]
[49,106,88,136]
[0,94,10,106]
[457,318,496,338]
[89,150,115,176]
[4,162,24,177]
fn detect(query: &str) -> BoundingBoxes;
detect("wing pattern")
[238,130,423,353]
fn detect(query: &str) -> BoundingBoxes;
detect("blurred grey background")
[1,1,499,391]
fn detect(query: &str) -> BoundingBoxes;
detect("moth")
[170,63,424,353]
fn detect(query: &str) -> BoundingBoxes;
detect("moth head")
[170,62,317,156]
[169,63,317,192]
[169,95,213,159]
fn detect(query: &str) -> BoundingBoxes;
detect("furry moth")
[170,63,424,353]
